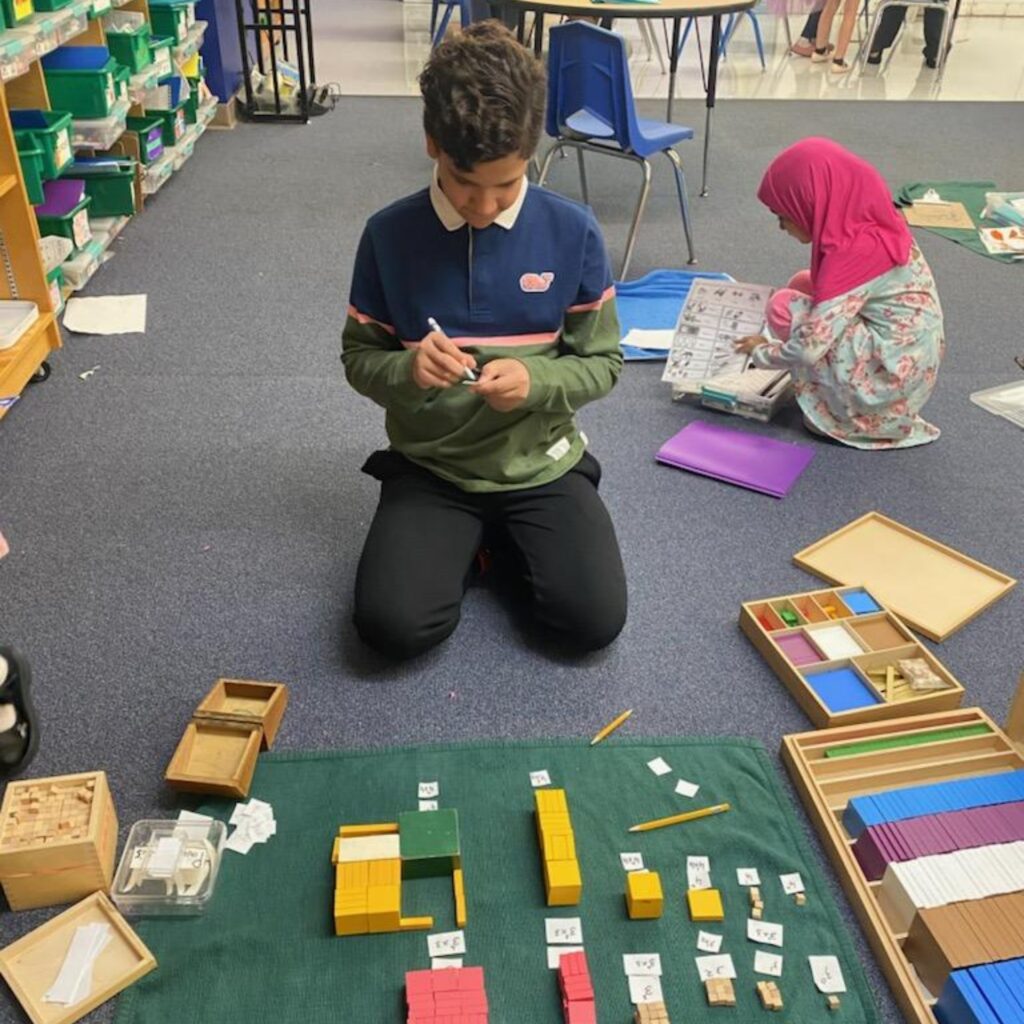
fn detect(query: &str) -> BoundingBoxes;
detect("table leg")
[534,10,545,56]
[667,17,681,122]
[700,13,722,197]
[516,9,525,44]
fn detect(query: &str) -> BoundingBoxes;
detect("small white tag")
[418,800,438,811]
[545,917,583,944]
[675,778,700,798]
[426,930,466,957]
[546,437,571,461]
[418,781,439,799]
[809,956,847,993]
[755,951,784,977]
[629,975,664,1005]
[687,856,712,891]
[737,868,761,886]
[780,872,805,894]
[623,953,662,977]
[697,931,723,953]
[547,945,584,969]
[695,954,736,981]
[620,852,645,872]
[646,757,672,776]
[431,957,464,970]
[747,918,784,948]
[530,770,552,788]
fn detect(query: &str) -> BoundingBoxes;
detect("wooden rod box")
[782,708,1024,1024]
[165,678,288,799]
[740,586,964,729]
[0,891,156,1024]
[0,772,118,911]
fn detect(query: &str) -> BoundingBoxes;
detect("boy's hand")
[470,358,530,412]
[412,330,477,389]
[734,334,768,355]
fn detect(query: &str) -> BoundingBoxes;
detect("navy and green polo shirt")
[341,171,622,492]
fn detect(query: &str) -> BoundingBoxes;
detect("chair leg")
[430,0,439,38]
[748,11,766,69]
[720,13,735,58]
[859,2,890,68]
[644,19,667,73]
[677,16,695,59]
[432,2,454,46]
[620,158,653,280]
[665,148,696,266]
[576,148,590,206]
[782,11,792,48]
[537,142,564,187]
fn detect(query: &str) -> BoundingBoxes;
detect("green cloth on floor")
[114,739,879,1024]
[894,180,1020,263]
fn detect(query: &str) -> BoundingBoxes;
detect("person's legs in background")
[867,4,908,62]
[791,3,824,56]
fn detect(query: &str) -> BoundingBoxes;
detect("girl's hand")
[734,334,768,355]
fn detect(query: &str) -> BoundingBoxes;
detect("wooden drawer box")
[0,771,118,911]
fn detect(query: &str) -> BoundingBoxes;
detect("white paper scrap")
[687,855,711,891]
[63,294,147,335]
[547,945,584,969]
[755,951,784,977]
[809,956,847,994]
[780,872,805,895]
[623,953,662,977]
[426,930,466,958]
[646,757,672,776]
[418,781,439,799]
[675,778,700,798]
[695,954,737,981]
[697,931,723,953]
[620,852,645,872]
[737,868,761,886]
[545,917,583,944]
[529,770,552,788]
[623,328,674,352]
[224,830,254,855]
[747,918,784,948]
[629,975,664,1005]
[146,836,182,877]
[431,957,464,970]
[419,800,439,811]
[44,922,112,1006]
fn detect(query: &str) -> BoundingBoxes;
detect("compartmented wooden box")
[0,772,118,911]
[740,586,965,728]
[165,678,288,799]
[0,891,156,1024]
[782,706,1024,1024]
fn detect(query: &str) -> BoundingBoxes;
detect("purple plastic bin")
[36,178,87,216]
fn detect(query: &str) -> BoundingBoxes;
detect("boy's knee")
[540,584,627,654]
[353,598,458,661]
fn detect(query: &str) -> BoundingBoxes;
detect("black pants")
[870,3,946,60]
[354,451,627,660]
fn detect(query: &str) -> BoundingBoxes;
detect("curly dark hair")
[419,21,547,172]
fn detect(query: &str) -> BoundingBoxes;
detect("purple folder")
[656,420,815,498]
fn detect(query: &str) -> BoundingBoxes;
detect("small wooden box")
[740,586,964,729]
[0,772,118,911]
[0,891,156,1024]
[165,678,288,799]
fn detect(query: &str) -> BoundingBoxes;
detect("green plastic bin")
[184,76,202,124]
[67,158,137,217]
[149,35,173,78]
[10,109,74,179]
[16,139,45,205]
[46,264,65,315]
[148,104,186,147]
[148,0,192,44]
[41,47,119,119]
[114,62,131,104]
[1,0,33,27]
[125,115,165,164]
[35,180,93,253]
[33,0,73,10]
[106,23,151,73]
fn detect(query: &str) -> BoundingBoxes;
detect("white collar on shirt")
[429,165,528,232]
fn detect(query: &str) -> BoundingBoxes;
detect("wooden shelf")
[0,173,17,199]
[0,314,58,419]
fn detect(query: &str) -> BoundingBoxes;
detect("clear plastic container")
[71,97,129,149]
[141,150,173,194]
[61,242,100,289]
[39,233,74,273]
[111,818,226,916]
[0,300,39,350]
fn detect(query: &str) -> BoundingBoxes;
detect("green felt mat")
[114,739,879,1024]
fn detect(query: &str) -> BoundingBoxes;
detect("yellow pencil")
[590,708,633,746]
[628,802,731,833]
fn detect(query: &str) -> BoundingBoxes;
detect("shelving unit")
[0,0,214,417]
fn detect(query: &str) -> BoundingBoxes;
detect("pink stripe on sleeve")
[566,284,616,314]
[347,304,396,335]
[402,331,560,349]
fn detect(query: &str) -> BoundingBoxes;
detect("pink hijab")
[757,137,913,305]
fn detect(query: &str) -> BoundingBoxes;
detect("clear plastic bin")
[142,149,172,194]
[60,240,100,289]
[0,31,36,81]
[0,300,39,350]
[111,818,225,916]
[39,233,74,272]
[71,96,129,149]
[55,7,86,43]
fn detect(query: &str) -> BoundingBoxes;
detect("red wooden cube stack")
[558,950,596,1024]
[405,966,489,1024]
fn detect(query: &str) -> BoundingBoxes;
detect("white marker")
[427,317,478,382]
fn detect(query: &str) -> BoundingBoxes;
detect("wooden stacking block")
[687,887,724,922]
[558,950,595,1024]
[827,995,841,1011]
[0,772,117,911]
[626,870,663,920]
[635,1001,670,1023]
[405,965,489,1023]
[535,788,582,907]
[453,866,467,927]
[756,980,784,1011]
[705,977,735,1007]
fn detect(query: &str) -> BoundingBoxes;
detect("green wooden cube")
[398,809,460,879]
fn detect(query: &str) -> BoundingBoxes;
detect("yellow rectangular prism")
[453,867,467,927]
[626,870,664,919]
[688,888,725,922]
[544,858,582,906]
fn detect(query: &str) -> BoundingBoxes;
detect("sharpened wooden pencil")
[628,802,731,833]
[590,709,633,746]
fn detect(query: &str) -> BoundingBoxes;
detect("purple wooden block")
[776,632,821,667]
[853,828,890,881]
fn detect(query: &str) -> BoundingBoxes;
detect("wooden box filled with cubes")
[0,771,118,910]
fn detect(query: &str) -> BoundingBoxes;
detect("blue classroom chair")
[677,4,766,72]
[537,21,696,279]
[430,0,475,47]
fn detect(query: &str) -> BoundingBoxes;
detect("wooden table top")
[500,0,757,19]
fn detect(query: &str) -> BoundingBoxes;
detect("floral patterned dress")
[753,246,944,450]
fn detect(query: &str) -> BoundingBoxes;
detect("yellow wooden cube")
[336,860,369,891]
[626,870,664,919]
[687,887,724,922]
[535,789,568,815]
[545,858,582,906]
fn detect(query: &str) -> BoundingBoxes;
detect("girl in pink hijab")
[736,138,944,449]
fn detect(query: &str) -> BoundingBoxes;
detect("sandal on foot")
[810,44,835,63]
[790,38,815,57]
[830,58,852,73]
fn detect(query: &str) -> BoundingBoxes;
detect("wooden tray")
[793,512,1016,642]
[740,586,964,728]
[0,891,156,1024]
[164,720,262,799]
[193,678,288,750]
[782,707,1024,1024]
